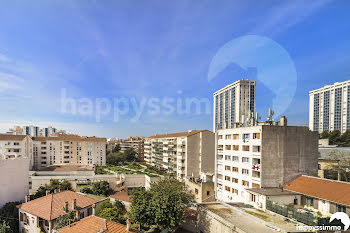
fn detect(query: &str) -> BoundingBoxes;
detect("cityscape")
[1,1,350,233]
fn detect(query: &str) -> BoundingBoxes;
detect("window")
[225,186,230,192]
[252,183,260,188]
[242,145,249,151]
[306,197,313,206]
[242,180,249,187]
[80,212,85,219]
[232,156,239,162]
[253,133,260,139]
[232,188,238,194]
[225,176,230,181]
[318,164,321,170]
[243,134,249,140]
[225,135,231,139]
[242,157,249,163]
[207,191,210,196]
[225,145,231,150]
[253,146,260,152]
[87,207,93,216]
[14,142,20,145]
[232,178,238,183]
[293,198,298,205]
[14,149,20,152]
[195,188,198,194]
[232,145,239,151]
[232,167,239,172]
[218,135,223,139]
[225,155,231,161]
[250,194,256,202]
[242,169,249,175]
[336,204,346,213]
[233,134,239,140]
[225,166,231,171]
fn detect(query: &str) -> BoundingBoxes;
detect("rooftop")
[285,175,350,206]
[0,134,28,140]
[38,165,94,172]
[246,188,297,196]
[148,130,209,139]
[109,192,131,202]
[57,215,137,233]
[17,191,99,220]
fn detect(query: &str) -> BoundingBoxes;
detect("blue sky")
[0,0,350,138]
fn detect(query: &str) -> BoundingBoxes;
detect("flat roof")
[38,165,94,172]
[246,188,297,196]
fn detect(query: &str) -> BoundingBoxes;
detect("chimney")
[126,218,131,231]
[280,116,287,126]
[92,204,96,215]
[25,195,30,203]
[64,201,69,212]
[46,190,50,196]
[72,199,77,210]
[75,210,80,221]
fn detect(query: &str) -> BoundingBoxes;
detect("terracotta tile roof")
[32,136,106,142]
[148,130,209,139]
[109,192,131,202]
[58,215,137,233]
[0,134,28,140]
[284,175,350,206]
[17,191,99,220]
[38,165,94,172]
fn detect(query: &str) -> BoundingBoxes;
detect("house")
[109,192,132,211]
[17,190,101,233]
[246,175,350,217]
[57,215,137,233]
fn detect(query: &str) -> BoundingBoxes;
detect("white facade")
[309,80,350,133]
[0,158,30,207]
[213,79,256,131]
[215,125,318,203]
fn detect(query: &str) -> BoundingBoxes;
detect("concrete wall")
[197,206,235,233]
[200,131,215,174]
[261,126,318,188]
[0,158,30,207]
[186,134,200,178]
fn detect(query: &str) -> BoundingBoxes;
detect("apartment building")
[7,125,62,137]
[32,135,106,170]
[215,125,318,203]
[0,134,33,160]
[145,130,214,180]
[309,80,350,133]
[107,137,145,160]
[213,79,256,131]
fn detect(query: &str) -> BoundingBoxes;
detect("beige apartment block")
[215,125,318,204]
[32,136,106,170]
[144,130,215,202]
[213,79,256,131]
[309,80,350,133]
[0,135,33,165]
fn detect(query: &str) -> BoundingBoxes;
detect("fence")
[266,200,330,226]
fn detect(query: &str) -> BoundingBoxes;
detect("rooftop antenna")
[267,108,275,123]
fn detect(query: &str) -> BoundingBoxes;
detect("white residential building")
[0,157,30,207]
[0,134,33,160]
[7,125,62,137]
[309,80,350,133]
[215,125,318,203]
[213,79,256,131]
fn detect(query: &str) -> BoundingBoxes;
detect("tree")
[0,201,21,233]
[124,148,137,162]
[112,144,121,153]
[149,178,192,232]
[92,181,111,196]
[61,180,72,191]
[80,187,93,194]
[114,200,126,214]
[130,178,193,232]
[320,131,330,139]
[329,130,341,145]
[107,152,126,165]
[98,207,126,224]
[129,188,154,227]
[96,200,114,215]
[54,211,76,229]
[0,221,11,233]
